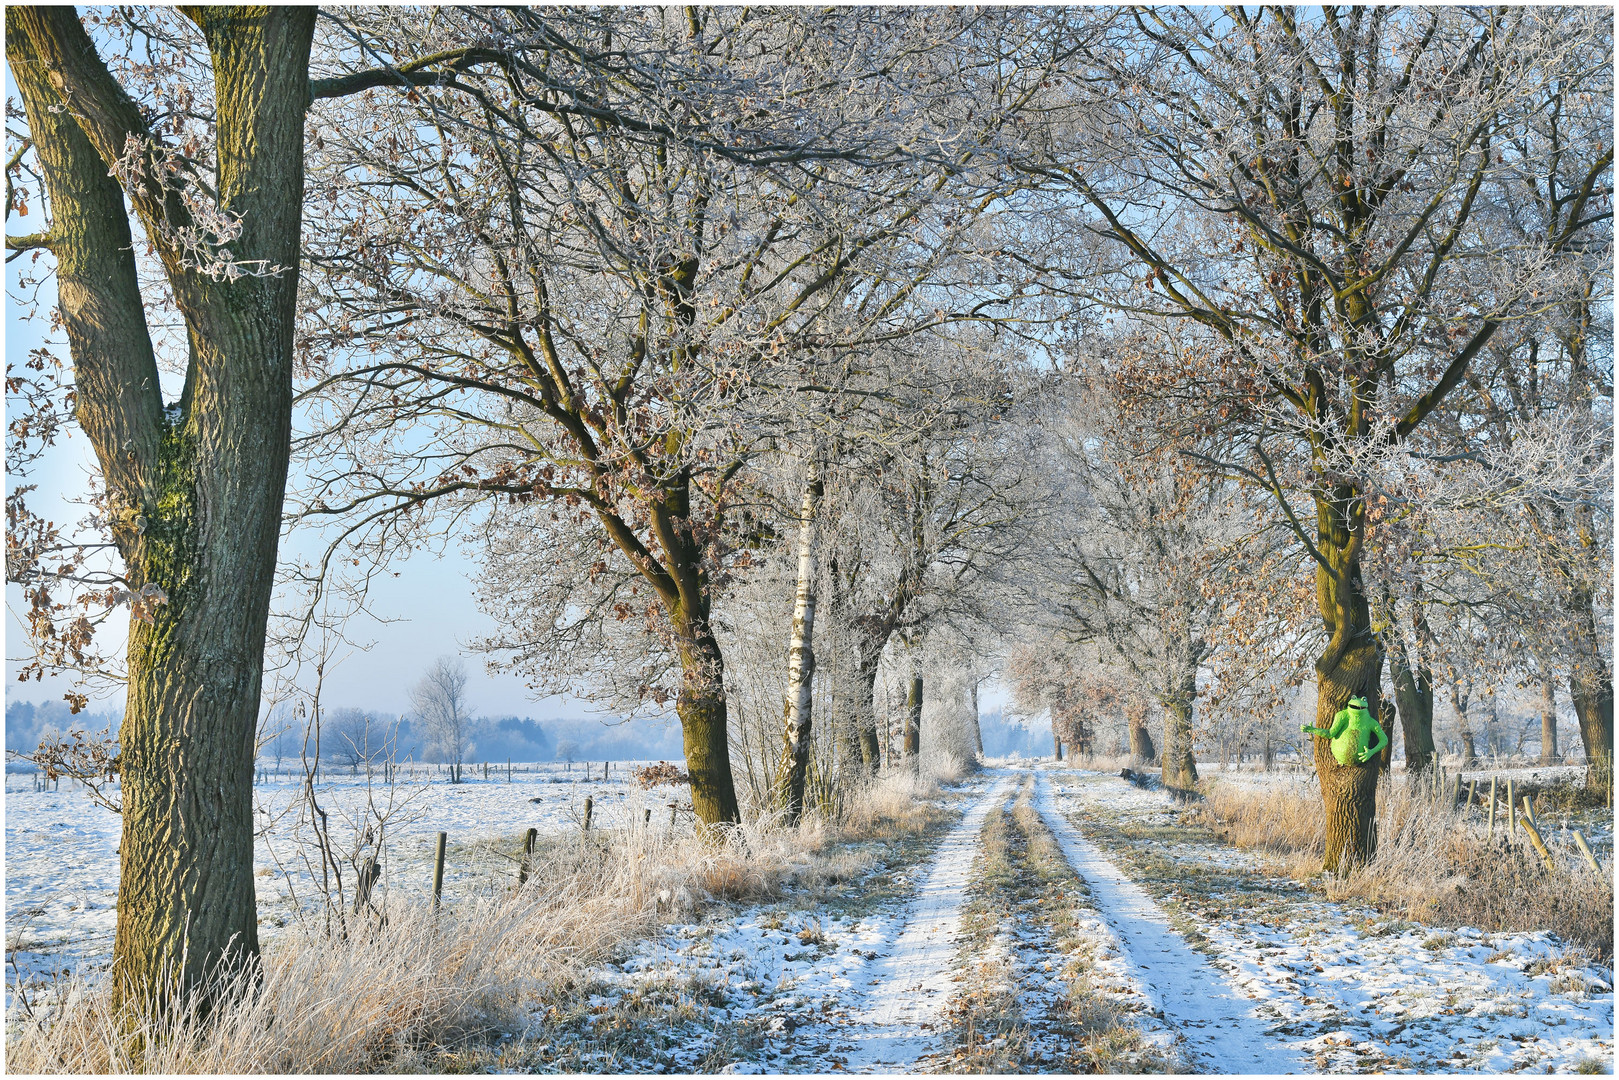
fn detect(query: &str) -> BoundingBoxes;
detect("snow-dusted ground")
[848,772,1016,1067]
[7,760,1613,1073]
[1035,773,1306,1072]
[1047,766,1615,1074]
[4,761,685,1003]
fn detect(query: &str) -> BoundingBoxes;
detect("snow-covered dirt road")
[846,772,1018,1068]
[1035,773,1306,1072]
[1044,767,1614,1074]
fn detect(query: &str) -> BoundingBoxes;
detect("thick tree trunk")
[1312,640,1385,873]
[1160,654,1199,789]
[11,8,315,1008]
[1571,667,1614,794]
[903,673,922,760]
[774,468,822,823]
[1448,682,1478,767]
[854,655,882,774]
[1307,482,1386,874]
[674,617,742,827]
[1126,699,1157,764]
[1390,645,1435,775]
[1161,700,1198,789]
[1539,675,1560,765]
[1053,732,1063,761]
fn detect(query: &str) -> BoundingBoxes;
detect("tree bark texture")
[1389,640,1435,775]
[1448,681,1478,767]
[1309,483,1386,874]
[1126,699,1157,764]
[774,467,822,823]
[1539,676,1560,766]
[10,6,315,1007]
[1159,658,1199,789]
[673,614,741,827]
[969,681,984,758]
[903,673,922,760]
[1571,663,1614,793]
[853,654,882,774]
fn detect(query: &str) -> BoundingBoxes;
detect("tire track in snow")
[836,771,1017,1071]
[1035,772,1306,1074]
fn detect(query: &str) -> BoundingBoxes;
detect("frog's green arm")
[1362,715,1389,761]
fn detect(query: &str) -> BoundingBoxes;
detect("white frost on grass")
[4,762,685,1010]
[1050,767,1615,1075]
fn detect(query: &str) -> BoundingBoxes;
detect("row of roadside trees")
[7,6,1610,1009]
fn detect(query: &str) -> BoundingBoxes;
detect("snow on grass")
[4,762,687,1009]
[1048,766,1615,1074]
[489,771,1000,1073]
[1035,771,1306,1073]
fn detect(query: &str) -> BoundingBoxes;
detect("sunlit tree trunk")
[774,466,822,823]
[1308,487,1385,874]
[1539,673,1560,766]
[9,7,315,1007]
[673,611,741,826]
[903,672,922,761]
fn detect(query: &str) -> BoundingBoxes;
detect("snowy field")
[7,760,1614,1072]
[4,760,687,1003]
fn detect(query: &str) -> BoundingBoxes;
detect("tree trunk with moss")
[903,673,922,760]
[1307,487,1385,874]
[8,7,315,1007]
[674,614,741,827]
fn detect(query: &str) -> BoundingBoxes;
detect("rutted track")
[837,771,1018,1070]
[1035,771,1307,1073]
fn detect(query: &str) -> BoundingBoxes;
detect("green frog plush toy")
[1301,695,1388,766]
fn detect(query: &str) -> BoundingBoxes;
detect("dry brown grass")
[1200,775,1614,960]
[1329,779,1614,960]
[8,770,953,1074]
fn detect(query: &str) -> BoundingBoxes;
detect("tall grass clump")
[1201,774,1613,959]
[1329,778,1613,960]
[7,778,942,1074]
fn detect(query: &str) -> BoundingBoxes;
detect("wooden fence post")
[1572,830,1602,874]
[518,827,537,885]
[1487,776,1498,834]
[1466,778,1477,813]
[583,796,594,833]
[1452,772,1463,806]
[432,831,447,909]
[1518,816,1555,871]
[1506,778,1516,838]
[1521,794,1539,831]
